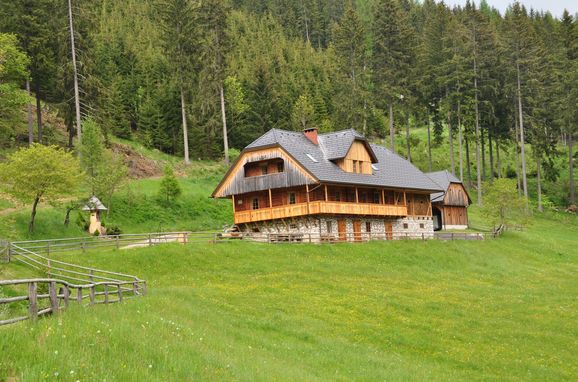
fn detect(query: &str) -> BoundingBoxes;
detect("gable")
[443,183,470,206]
[335,140,374,174]
[212,146,317,198]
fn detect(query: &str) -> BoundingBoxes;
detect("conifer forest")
[0,0,576,208]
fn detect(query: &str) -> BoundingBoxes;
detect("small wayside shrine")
[82,196,107,235]
[426,170,471,230]
[212,127,444,241]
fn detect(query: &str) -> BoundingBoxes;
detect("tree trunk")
[517,62,529,210]
[220,84,229,165]
[35,87,42,144]
[389,103,395,153]
[465,134,472,188]
[514,107,522,197]
[68,0,82,149]
[536,154,542,212]
[448,110,455,175]
[458,102,464,182]
[64,207,73,226]
[427,117,432,172]
[570,131,575,205]
[496,135,501,179]
[406,115,411,162]
[474,53,482,206]
[488,129,494,184]
[180,86,190,165]
[26,79,34,145]
[481,128,486,182]
[29,195,41,233]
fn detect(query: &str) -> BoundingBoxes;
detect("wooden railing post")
[116,236,120,249]
[117,284,123,302]
[28,281,38,321]
[77,287,83,303]
[148,234,152,247]
[81,238,86,253]
[49,281,59,314]
[89,285,95,304]
[62,285,70,308]
[104,284,109,304]
[133,282,138,296]
[89,269,94,282]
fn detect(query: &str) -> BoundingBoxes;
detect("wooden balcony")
[234,201,407,224]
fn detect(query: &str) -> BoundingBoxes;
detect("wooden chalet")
[212,128,444,241]
[426,170,471,230]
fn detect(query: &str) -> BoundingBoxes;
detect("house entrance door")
[337,219,347,241]
[384,222,393,240]
[353,220,362,241]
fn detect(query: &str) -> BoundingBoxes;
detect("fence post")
[89,269,94,282]
[116,236,120,249]
[117,284,123,302]
[81,238,86,253]
[28,281,38,321]
[77,287,83,303]
[451,233,454,241]
[89,285,95,304]
[133,282,138,296]
[49,281,59,314]
[148,234,152,247]
[422,233,425,241]
[104,284,109,304]
[62,285,70,308]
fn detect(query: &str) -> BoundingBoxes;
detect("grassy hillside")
[1,212,576,381]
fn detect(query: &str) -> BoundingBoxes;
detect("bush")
[106,225,122,236]
[157,165,182,204]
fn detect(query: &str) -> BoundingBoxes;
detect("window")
[373,193,380,204]
[346,192,355,202]
[352,160,357,173]
[365,222,371,232]
[277,161,284,173]
[360,192,367,203]
[237,199,243,205]
[261,165,268,175]
[289,192,296,204]
[335,191,341,201]
[403,223,408,229]
[252,198,259,210]
[326,221,332,233]
[419,223,424,229]
[289,223,297,229]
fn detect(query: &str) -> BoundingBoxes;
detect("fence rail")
[1,242,146,326]
[0,278,142,326]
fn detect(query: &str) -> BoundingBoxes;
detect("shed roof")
[82,196,107,211]
[242,128,442,192]
[426,170,464,202]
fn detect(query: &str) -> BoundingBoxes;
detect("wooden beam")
[355,187,359,203]
[403,191,407,206]
[381,189,385,205]
[306,184,310,214]
[324,185,328,201]
[268,189,273,209]
[232,195,236,213]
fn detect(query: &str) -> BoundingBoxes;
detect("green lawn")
[1,212,576,381]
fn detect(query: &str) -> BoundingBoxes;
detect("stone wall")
[238,215,434,242]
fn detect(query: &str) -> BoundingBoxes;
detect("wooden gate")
[353,220,362,241]
[337,219,347,241]
[384,222,393,240]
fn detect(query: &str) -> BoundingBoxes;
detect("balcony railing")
[234,201,407,224]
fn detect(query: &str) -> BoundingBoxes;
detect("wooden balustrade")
[234,200,408,224]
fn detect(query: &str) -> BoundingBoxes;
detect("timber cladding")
[444,183,470,206]
[213,147,316,198]
[336,141,374,174]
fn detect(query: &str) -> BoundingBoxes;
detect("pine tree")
[371,0,410,152]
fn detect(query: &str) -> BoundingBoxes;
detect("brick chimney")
[303,127,318,145]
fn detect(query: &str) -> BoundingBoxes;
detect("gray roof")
[245,128,443,192]
[82,196,107,211]
[426,170,462,202]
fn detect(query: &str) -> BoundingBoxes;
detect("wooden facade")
[335,141,374,174]
[432,183,470,229]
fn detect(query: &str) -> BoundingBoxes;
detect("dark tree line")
[0,0,576,208]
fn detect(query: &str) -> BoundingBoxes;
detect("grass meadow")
[1,212,577,381]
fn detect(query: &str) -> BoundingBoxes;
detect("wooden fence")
[0,243,146,326]
[0,278,143,326]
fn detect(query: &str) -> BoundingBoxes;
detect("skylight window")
[306,153,318,163]
[371,164,379,171]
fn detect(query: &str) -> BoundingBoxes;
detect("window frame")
[252,198,259,210]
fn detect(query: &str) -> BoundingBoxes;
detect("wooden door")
[337,219,347,241]
[353,220,362,241]
[384,222,393,240]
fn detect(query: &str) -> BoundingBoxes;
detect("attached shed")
[426,170,471,230]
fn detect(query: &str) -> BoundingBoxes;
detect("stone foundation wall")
[238,215,434,242]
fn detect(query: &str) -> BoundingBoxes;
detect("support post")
[104,284,109,304]
[77,287,83,303]
[62,285,70,308]
[355,187,359,203]
[117,284,123,302]
[324,185,328,201]
[49,281,59,314]
[381,189,385,205]
[28,282,38,320]
[89,285,95,304]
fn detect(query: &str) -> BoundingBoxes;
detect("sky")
[443,0,576,17]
